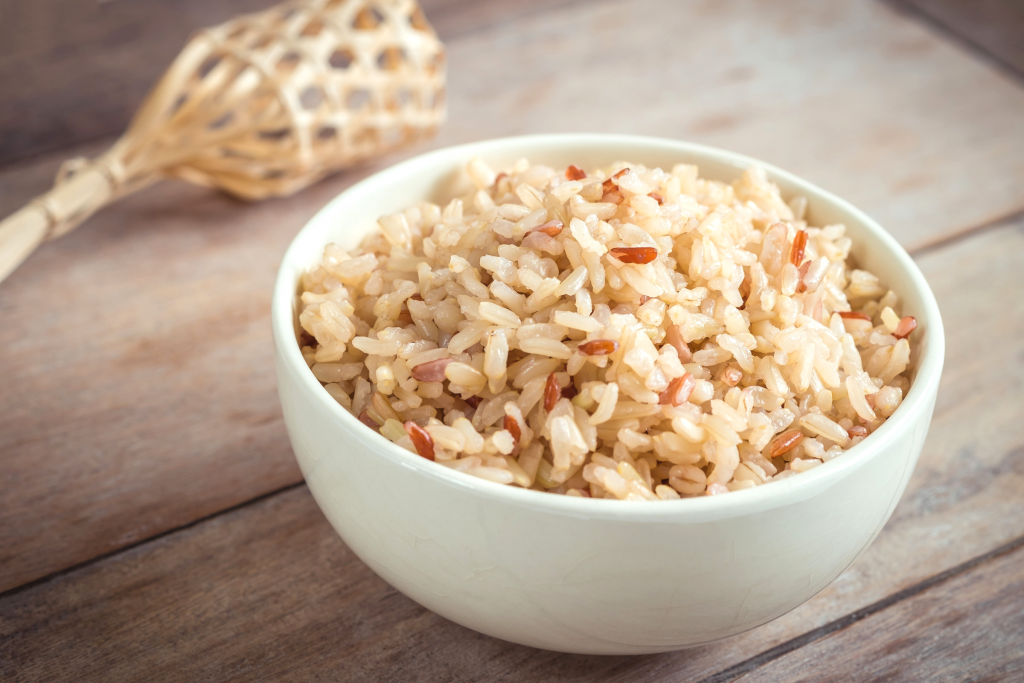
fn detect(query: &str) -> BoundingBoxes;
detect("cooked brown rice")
[297,158,917,500]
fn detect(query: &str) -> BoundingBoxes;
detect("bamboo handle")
[0,154,135,284]
[0,205,50,284]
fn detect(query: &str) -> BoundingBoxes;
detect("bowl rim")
[272,133,945,520]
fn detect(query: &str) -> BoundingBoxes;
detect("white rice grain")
[300,158,917,499]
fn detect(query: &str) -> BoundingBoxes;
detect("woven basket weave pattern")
[149,0,447,198]
[0,0,446,283]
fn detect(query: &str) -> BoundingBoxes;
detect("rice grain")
[298,158,919,499]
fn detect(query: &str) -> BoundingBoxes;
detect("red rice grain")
[358,410,380,430]
[578,339,619,356]
[565,164,586,180]
[894,316,917,339]
[659,373,695,406]
[405,421,435,460]
[665,325,692,363]
[770,430,804,457]
[411,358,453,382]
[528,219,564,237]
[504,414,521,445]
[789,229,808,266]
[544,372,560,412]
[609,246,658,264]
[299,159,917,499]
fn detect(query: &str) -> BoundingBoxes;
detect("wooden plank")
[0,0,570,595]
[430,0,1024,251]
[0,149,336,593]
[734,542,1024,682]
[2,220,1022,681]
[417,0,583,40]
[4,0,1024,593]
[0,0,275,166]
[896,0,1024,76]
[0,0,574,166]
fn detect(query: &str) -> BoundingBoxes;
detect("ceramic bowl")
[271,134,944,655]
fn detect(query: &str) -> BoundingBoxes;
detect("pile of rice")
[297,158,917,500]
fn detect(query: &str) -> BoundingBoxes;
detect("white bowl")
[272,134,944,655]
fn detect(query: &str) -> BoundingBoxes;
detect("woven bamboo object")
[0,0,446,283]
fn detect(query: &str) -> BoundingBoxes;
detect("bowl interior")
[273,134,944,519]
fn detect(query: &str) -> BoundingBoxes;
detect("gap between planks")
[698,533,1024,683]
[0,210,1016,604]
[0,2,1021,674]
[0,219,1015,683]
[0,481,304,603]
[0,208,1007,602]
[908,205,1024,257]
[883,0,1024,85]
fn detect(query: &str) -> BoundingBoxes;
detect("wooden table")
[2,0,1023,680]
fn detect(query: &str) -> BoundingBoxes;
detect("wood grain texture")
[431,0,1024,251]
[3,0,1024,595]
[736,543,1024,683]
[0,151,350,593]
[896,0,1024,76]
[0,0,572,595]
[0,0,275,166]
[0,0,575,167]
[2,220,1022,682]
